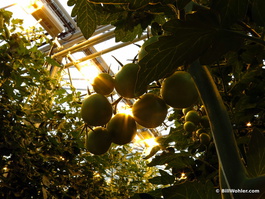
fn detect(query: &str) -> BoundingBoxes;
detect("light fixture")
[20,0,44,14]
[21,0,64,37]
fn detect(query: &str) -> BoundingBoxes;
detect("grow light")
[21,0,64,37]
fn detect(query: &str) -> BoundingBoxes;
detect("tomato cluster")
[80,37,203,155]
[183,107,211,146]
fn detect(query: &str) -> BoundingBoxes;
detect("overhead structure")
[1,0,166,139]
[22,0,64,37]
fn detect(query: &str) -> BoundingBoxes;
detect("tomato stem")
[188,61,248,197]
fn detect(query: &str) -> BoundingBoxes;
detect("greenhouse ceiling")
[0,0,147,94]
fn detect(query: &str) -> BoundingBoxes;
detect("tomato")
[132,93,167,128]
[107,113,137,145]
[92,73,114,95]
[85,127,112,155]
[115,63,147,98]
[81,94,112,126]
[161,71,198,109]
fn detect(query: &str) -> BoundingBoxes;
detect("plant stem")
[237,21,261,38]
[188,61,248,196]
[220,166,235,199]
[223,29,265,46]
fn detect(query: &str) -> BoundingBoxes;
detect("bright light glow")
[79,61,100,83]
[139,130,154,140]
[134,135,159,156]
[59,156,65,161]
[133,135,141,144]
[144,138,159,148]
[143,138,159,157]
[133,133,157,147]
[93,172,101,178]
[2,166,9,177]
[106,177,112,185]
[3,167,8,172]
[117,105,133,116]
[19,0,44,14]
[246,122,252,127]
[179,172,187,180]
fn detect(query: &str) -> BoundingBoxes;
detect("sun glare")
[133,134,159,156]
[144,138,159,148]
[142,138,159,157]
[3,166,8,172]
[59,156,65,161]
[117,105,133,116]
[19,0,44,14]
[246,122,252,127]
[79,62,100,83]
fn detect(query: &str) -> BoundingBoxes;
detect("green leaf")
[252,0,265,26]
[69,0,140,40]
[70,0,97,39]
[231,68,263,94]
[176,0,192,10]
[147,151,192,168]
[246,128,265,177]
[45,57,61,67]
[96,5,124,25]
[113,10,154,42]
[162,181,221,199]
[115,23,143,42]
[67,0,76,6]
[148,176,162,185]
[135,10,242,92]
[0,9,13,25]
[148,170,175,185]
[210,0,248,27]
[159,169,175,185]
[143,145,160,159]
[88,0,150,9]
[200,30,243,64]
[136,30,213,91]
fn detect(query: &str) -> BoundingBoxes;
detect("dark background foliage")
[0,9,157,198]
